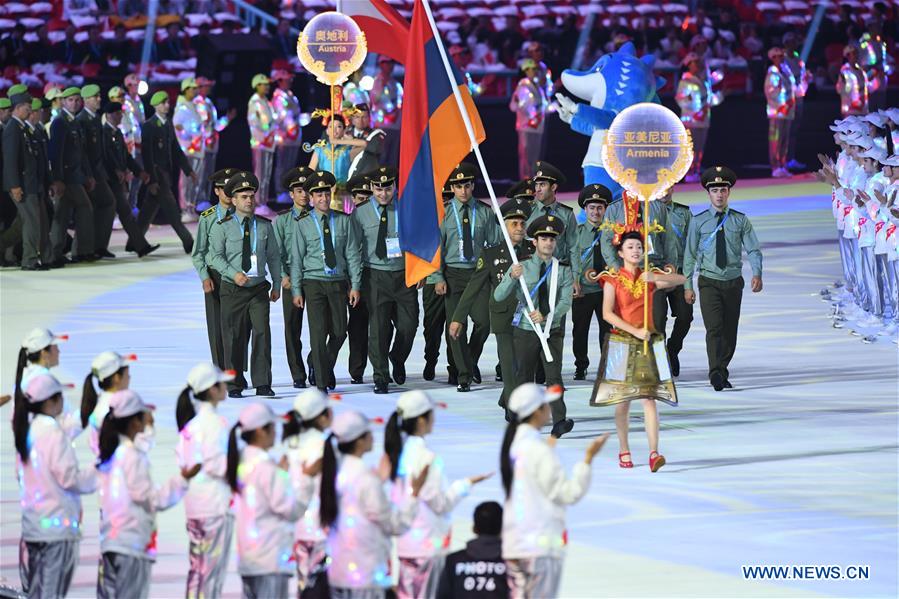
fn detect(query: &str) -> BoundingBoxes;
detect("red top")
[599,268,657,331]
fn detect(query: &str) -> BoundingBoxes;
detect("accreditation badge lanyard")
[579,230,603,264]
[699,210,729,255]
[370,199,402,259]
[311,212,339,276]
[450,201,476,262]
[512,258,558,336]
[234,216,259,276]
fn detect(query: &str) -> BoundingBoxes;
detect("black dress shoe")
[550,418,575,438]
[669,351,680,377]
[22,264,49,271]
[125,241,135,253]
[710,372,724,391]
[723,379,733,389]
[456,383,470,392]
[137,244,160,258]
[422,362,436,381]
[573,369,586,380]
[95,249,116,259]
[308,367,316,387]
[49,258,66,269]
[293,380,307,389]
[71,253,98,263]
[392,362,406,385]
[328,372,336,391]
[350,377,364,384]
[495,364,502,382]
[256,385,276,397]
[228,389,243,398]
[471,367,482,385]
[374,382,389,394]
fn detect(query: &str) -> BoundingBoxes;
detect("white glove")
[555,93,577,123]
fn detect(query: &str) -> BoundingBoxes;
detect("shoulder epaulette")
[672,202,690,210]
[727,208,744,216]
[200,206,217,218]
[256,215,272,223]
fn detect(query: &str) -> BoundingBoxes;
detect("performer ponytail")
[97,412,142,467]
[175,386,196,431]
[81,367,128,428]
[500,416,520,498]
[12,391,59,464]
[14,347,42,404]
[282,407,328,442]
[226,423,244,493]
[319,433,339,528]
[384,409,431,481]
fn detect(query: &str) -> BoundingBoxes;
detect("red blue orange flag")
[397,0,486,286]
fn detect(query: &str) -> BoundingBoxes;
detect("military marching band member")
[290,170,363,392]
[527,162,579,280]
[451,192,532,414]
[320,410,427,598]
[76,84,117,258]
[676,53,722,182]
[593,229,686,471]
[195,76,234,203]
[346,103,386,180]
[271,70,304,200]
[137,91,196,254]
[433,163,500,392]
[15,374,97,598]
[3,88,51,270]
[192,168,237,371]
[764,47,796,178]
[495,215,574,438]
[173,77,206,219]
[385,391,492,598]
[657,189,694,376]
[571,185,612,380]
[101,103,159,258]
[346,173,373,384]
[96,390,201,599]
[209,172,280,398]
[283,390,332,597]
[838,46,869,118]
[248,74,277,207]
[174,363,235,599]
[274,166,313,389]
[510,59,548,181]
[81,350,137,457]
[683,167,764,391]
[422,183,457,382]
[226,403,317,599]
[353,166,418,394]
[48,86,95,266]
[500,384,608,599]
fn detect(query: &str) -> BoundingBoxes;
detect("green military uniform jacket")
[289,209,363,298]
[664,201,693,271]
[494,253,574,332]
[3,117,48,196]
[526,199,579,271]
[48,109,92,184]
[682,206,763,291]
[430,197,500,283]
[101,122,141,180]
[208,213,280,287]
[273,205,308,281]
[452,241,532,334]
[352,198,404,271]
[75,108,107,180]
[573,221,606,295]
[141,114,192,184]
[600,198,678,269]
[192,204,234,281]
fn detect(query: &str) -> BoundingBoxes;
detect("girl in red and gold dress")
[589,230,685,472]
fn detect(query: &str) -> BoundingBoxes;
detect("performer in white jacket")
[96,390,201,599]
[15,374,98,598]
[500,383,608,599]
[226,402,318,599]
[14,327,66,393]
[80,351,136,457]
[319,410,428,598]
[384,391,492,599]
[283,389,333,597]
[175,363,236,599]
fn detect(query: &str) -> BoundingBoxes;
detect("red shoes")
[618,451,633,468]
[649,451,666,472]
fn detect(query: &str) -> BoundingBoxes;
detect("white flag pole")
[418,0,552,360]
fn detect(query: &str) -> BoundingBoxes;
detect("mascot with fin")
[556,41,666,203]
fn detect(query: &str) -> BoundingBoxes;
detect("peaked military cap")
[506,178,535,199]
[368,165,398,188]
[303,170,337,194]
[527,214,565,238]
[701,166,737,190]
[223,171,259,196]
[501,199,531,221]
[441,182,453,202]
[532,160,566,185]
[449,162,477,183]
[210,167,238,187]
[577,184,612,208]
[347,173,373,195]
[281,166,313,191]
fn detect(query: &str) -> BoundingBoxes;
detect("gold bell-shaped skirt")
[589,331,678,407]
